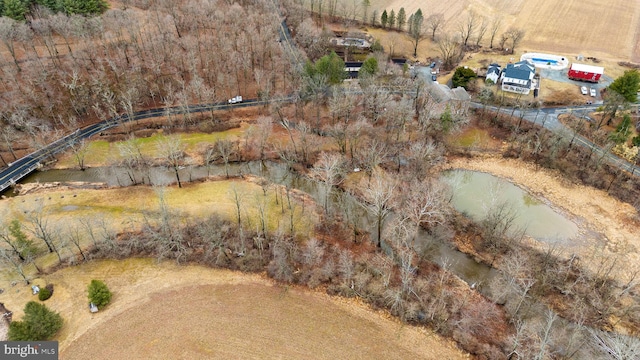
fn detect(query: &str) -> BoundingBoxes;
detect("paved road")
[477,102,640,175]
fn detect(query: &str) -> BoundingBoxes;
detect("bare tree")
[589,328,640,359]
[312,152,345,214]
[117,135,148,185]
[426,13,445,41]
[0,18,28,72]
[504,27,526,54]
[255,116,272,160]
[488,16,502,49]
[403,179,450,231]
[362,139,388,181]
[70,138,89,171]
[24,203,63,262]
[215,139,235,178]
[457,10,479,47]
[143,187,188,263]
[68,222,88,262]
[360,173,396,247]
[475,16,488,47]
[407,139,442,179]
[0,248,30,284]
[437,33,462,70]
[156,135,185,188]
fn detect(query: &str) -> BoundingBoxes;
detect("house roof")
[503,60,535,81]
[487,67,500,76]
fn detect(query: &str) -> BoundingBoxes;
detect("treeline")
[0,0,108,20]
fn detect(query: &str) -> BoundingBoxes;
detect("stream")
[14,161,605,355]
[18,161,498,286]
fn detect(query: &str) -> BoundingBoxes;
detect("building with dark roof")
[486,63,501,84]
[500,60,535,95]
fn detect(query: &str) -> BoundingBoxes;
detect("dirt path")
[0,259,467,359]
[446,156,640,278]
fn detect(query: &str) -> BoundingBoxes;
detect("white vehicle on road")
[580,86,588,95]
[590,88,597,97]
[228,96,243,104]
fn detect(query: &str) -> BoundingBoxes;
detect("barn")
[568,63,604,83]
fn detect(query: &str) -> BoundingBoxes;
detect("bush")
[88,280,112,310]
[452,67,477,89]
[38,287,52,301]
[8,301,63,341]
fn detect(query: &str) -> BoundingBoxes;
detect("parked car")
[228,95,243,104]
[580,86,588,95]
[590,88,597,97]
[429,62,436,68]
[431,74,437,81]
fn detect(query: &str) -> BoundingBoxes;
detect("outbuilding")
[486,63,501,84]
[568,63,604,83]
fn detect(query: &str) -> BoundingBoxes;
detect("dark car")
[431,74,437,81]
[429,62,436,68]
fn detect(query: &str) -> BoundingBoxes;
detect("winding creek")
[12,161,609,352]
[16,161,578,288]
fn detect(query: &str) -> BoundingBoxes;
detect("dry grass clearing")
[54,125,248,169]
[0,179,317,282]
[370,0,640,62]
[0,259,468,360]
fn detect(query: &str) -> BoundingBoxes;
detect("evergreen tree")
[408,9,425,57]
[452,66,477,89]
[380,10,388,28]
[36,0,64,13]
[388,9,395,29]
[3,0,29,20]
[311,51,345,85]
[397,8,406,31]
[62,0,109,15]
[9,219,37,261]
[8,301,63,341]
[88,279,112,309]
[359,57,378,78]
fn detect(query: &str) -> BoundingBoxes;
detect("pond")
[441,169,579,245]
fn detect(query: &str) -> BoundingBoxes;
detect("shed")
[568,63,604,83]
[486,63,501,84]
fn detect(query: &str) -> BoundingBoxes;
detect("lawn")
[55,125,248,169]
[0,178,318,281]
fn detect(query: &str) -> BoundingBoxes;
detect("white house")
[486,63,501,84]
[500,60,535,95]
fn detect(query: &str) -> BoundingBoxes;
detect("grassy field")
[0,259,468,359]
[55,125,248,169]
[369,0,640,63]
[0,178,317,282]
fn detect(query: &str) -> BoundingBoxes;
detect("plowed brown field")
[371,0,640,62]
[0,259,467,360]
